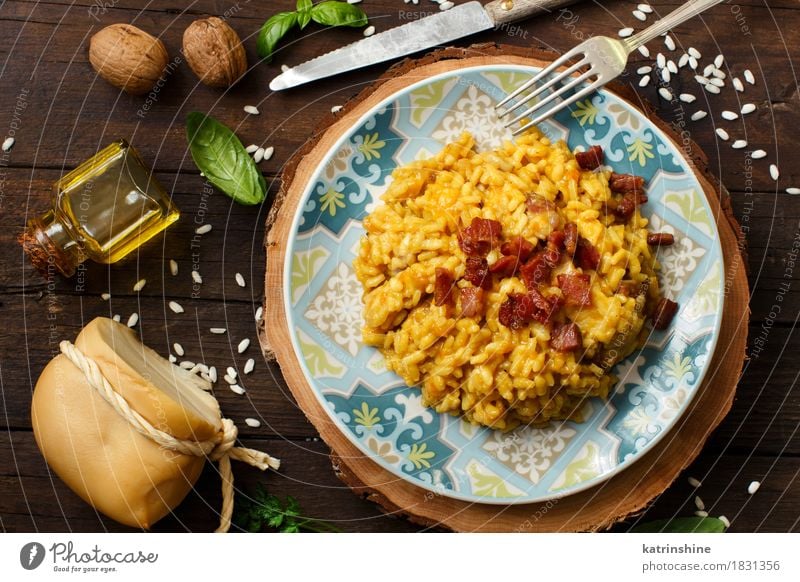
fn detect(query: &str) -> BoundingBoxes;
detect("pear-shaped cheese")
[31,317,222,529]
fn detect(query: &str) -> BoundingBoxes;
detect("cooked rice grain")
[354,131,660,430]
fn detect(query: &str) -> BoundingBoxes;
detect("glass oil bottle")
[20,139,179,277]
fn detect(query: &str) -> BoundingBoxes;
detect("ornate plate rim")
[282,64,725,504]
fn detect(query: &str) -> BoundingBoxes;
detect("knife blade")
[269,0,579,91]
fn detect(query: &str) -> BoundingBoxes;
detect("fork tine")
[497,58,588,119]
[503,69,596,128]
[495,48,584,111]
[513,83,602,136]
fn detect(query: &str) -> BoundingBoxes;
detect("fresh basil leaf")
[297,0,313,29]
[185,112,266,206]
[632,517,727,533]
[257,11,298,61]
[310,1,368,27]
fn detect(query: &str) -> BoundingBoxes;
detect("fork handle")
[484,0,580,26]
[625,0,727,51]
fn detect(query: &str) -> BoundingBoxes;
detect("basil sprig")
[631,517,728,533]
[185,112,267,206]
[258,0,369,62]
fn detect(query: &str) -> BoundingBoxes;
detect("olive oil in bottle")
[20,139,179,277]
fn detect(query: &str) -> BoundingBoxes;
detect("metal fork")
[497,0,726,135]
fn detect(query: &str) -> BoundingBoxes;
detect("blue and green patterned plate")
[284,66,724,504]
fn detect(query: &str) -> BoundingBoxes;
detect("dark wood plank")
[2,0,800,532]
[1,1,798,191]
[0,433,421,533]
[613,453,800,533]
[3,430,797,533]
[2,168,799,324]
[1,285,798,452]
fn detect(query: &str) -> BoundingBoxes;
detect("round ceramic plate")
[283,65,724,504]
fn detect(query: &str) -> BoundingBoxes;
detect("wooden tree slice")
[260,44,749,532]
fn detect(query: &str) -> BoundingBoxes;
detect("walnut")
[183,17,247,88]
[89,24,169,95]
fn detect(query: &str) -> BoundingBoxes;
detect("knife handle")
[484,0,579,26]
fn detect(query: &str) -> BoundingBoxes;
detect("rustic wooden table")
[1,0,798,533]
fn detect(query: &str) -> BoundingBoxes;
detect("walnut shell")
[89,24,169,95]
[183,17,247,88]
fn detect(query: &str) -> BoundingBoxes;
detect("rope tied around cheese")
[59,340,280,533]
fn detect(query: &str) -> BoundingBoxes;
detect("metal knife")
[270,0,580,91]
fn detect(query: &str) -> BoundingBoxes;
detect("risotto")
[353,130,678,431]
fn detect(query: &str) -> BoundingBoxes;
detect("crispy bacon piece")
[489,255,520,278]
[499,293,535,330]
[500,236,535,262]
[548,229,566,251]
[498,290,560,330]
[575,145,604,170]
[615,192,649,220]
[464,257,492,290]
[542,243,561,267]
[460,287,485,318]
[558,273,592,307]
[609,173,645,194]
[647,232,675,246]
[563,223,599,270]
[458,217,503,257]
[434,268,455,307]
[575,239,601,270]
[564,223,578,256]
[652,298,679,330]
[551,322,583,352]
[529,288,560,324]
[520,252,552,288]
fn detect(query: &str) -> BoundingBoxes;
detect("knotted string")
[59,340,279,533]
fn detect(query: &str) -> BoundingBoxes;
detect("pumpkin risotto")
[353,131,678,431]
